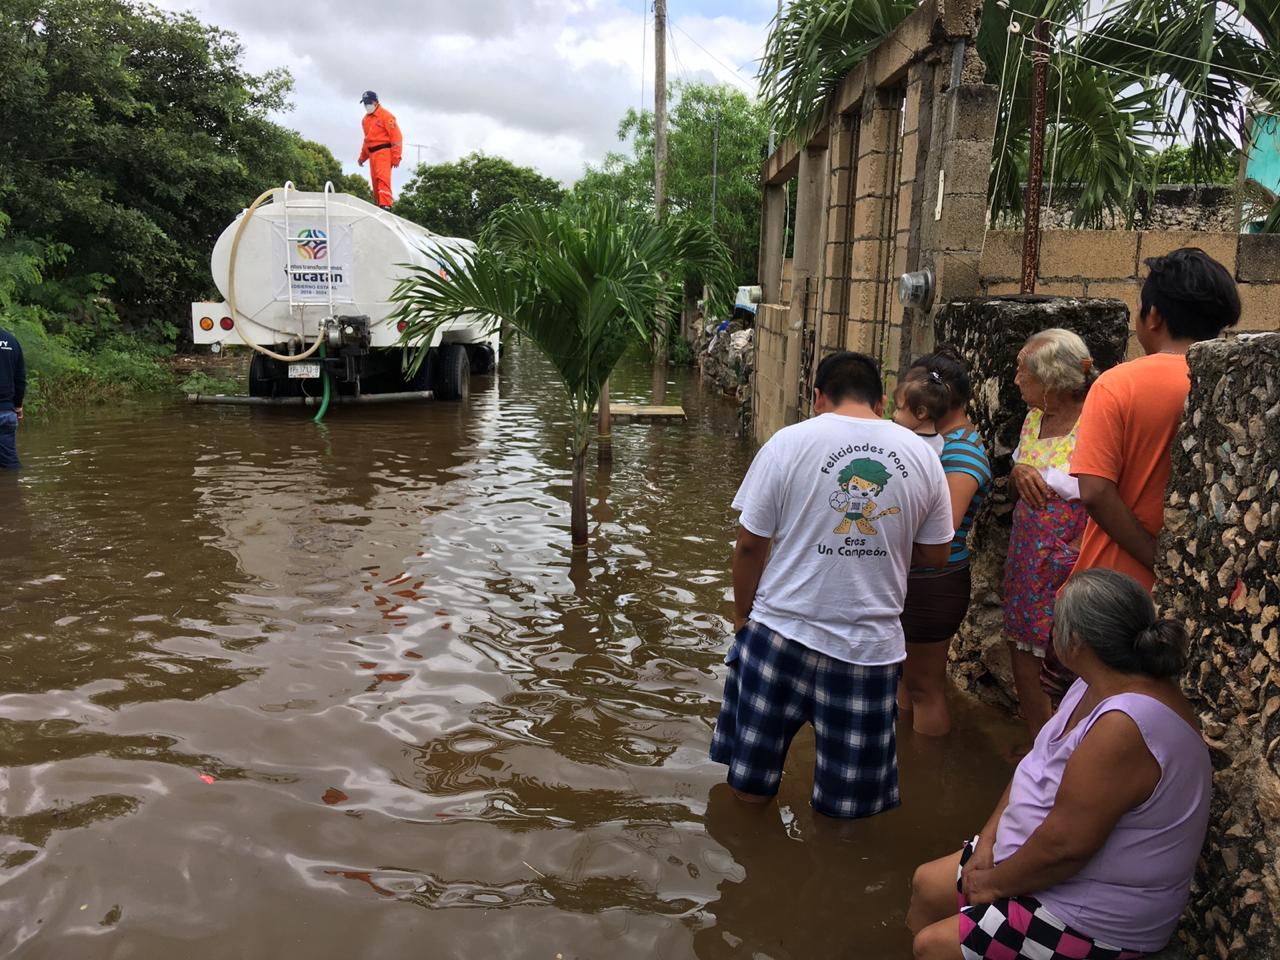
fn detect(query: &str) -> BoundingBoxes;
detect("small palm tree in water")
[391,200,731,548]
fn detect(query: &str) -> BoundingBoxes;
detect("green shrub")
[670,335,696,366]
[178,369,241,395]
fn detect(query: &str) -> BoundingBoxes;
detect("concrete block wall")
[979,230,1280,355]
[751,304,793,443]
[751,0,991,446]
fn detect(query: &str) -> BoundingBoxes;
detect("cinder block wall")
[979,231,1280,354]
[751,304,792,443]
[751,0,992,445]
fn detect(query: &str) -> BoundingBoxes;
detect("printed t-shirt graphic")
[830,457,901,535]
[733,415,954,666]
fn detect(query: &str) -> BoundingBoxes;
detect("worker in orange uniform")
[358,90,402,210]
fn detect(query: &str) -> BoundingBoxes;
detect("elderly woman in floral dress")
[1003,329,1096,737]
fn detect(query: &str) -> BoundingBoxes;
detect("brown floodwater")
[0,345,1021,959]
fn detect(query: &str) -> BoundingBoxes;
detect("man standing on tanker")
[358,90,402,210]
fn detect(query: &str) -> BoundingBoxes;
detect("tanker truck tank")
[190,182,498,402]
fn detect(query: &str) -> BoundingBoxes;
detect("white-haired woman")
[1004,329,1096,736]
[908,569,1210,960]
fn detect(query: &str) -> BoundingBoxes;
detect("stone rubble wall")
[696,319,754,438]
[1155,333,1280,960]
[933,297,1132,709]
[1036,184,1239,232]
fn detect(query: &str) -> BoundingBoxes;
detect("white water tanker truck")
[190,182,498,403]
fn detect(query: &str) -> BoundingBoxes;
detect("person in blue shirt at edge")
[0,325,26,470]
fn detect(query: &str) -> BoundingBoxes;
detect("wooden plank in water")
[604,404,686,422]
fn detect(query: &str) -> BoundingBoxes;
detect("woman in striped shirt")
[898,347,993,736]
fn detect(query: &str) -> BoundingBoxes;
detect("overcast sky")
[152,0,774,192]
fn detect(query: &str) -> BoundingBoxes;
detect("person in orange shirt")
[358,90,402,210]
[1040,247,1240,701]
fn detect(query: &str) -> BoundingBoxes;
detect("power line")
[1007,7,1280,89]
[670,23,755,91]
[1053,44,1275,124]
[639,0,648,113]
[668,19,690,84]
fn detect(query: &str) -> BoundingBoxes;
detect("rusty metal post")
[1020,20,1050,294]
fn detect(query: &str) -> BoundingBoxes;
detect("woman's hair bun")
[1132,619,1187,678]
[933,343,964,364]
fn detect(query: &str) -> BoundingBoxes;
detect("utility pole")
[652,0,669,400]
[1020,19,1050,294]
[654,0,668,222]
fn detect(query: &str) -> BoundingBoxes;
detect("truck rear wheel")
[249,353,276,398]
[435,344,470,401]
[467,344,496,375]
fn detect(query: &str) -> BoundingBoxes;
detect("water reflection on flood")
[0,345,1019,959]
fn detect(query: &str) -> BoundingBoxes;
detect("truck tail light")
[199,317,214,331]
[219,317,234,331]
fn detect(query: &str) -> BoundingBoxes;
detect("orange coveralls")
[359,104,403,207]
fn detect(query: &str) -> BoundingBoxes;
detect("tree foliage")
[0,0,366,375]
[1152,145,1237,185]
[394,153,565,240]
[569,82,770,285]
[390,200,733,546]
[758,0,1280,227]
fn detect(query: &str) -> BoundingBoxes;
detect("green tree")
[570,82,769,285]
[1152,145,1236,185]
[0,0,369,353]
[394,153,565,239]
[284,136,374,201]
[390,201,732,547]
[758,0,1280,227]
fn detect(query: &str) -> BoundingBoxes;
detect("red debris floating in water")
[374,673,410,683]
[199,774,215,784]
[322,788,349,805]
[404,651,424,660]
[357,661,376,670]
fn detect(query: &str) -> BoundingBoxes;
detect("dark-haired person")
[712,351,954,818]
[907,568,1211,960]
[1041,248,1242,702]
[898,349,993,736]
[0,324,25,470]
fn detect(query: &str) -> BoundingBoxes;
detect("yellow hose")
[226,188,326,363]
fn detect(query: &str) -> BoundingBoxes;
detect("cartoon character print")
[829,458,901,536]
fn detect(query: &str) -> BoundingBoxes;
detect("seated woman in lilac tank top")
[906,569,1212,960]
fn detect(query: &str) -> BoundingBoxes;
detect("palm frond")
[391,199,732,440]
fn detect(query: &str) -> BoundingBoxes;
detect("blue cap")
[360,90,378,104]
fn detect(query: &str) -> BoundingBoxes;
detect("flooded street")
[0,345,1019,959]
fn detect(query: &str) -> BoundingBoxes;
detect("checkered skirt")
[956,837,1145,960]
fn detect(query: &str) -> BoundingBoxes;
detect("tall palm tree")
[390,200,732,549]
[759,0,1280,227]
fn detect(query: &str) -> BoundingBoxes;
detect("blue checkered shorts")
[709,620,902,818]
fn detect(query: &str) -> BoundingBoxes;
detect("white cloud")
[151,0,768,192]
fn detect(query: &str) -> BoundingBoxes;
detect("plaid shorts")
[709,620,901,818]
[956,837,1145,960]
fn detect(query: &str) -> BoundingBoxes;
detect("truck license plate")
[288,363,321,379]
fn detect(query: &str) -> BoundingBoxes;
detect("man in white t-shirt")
[710,350,954,818]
